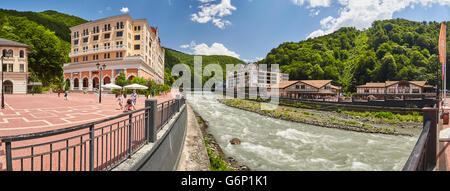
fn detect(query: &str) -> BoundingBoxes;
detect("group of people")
[57,89,69,100]
[117,90,138,112]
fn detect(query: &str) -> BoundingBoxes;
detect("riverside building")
[63,14,165,92]
[274,80,342,101]
[0,38,30,94]
[354,81,436,101]
[226,63,289,89]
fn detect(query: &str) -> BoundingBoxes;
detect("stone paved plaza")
[0,92,175,137]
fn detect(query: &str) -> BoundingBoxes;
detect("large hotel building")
[63,14,165,91]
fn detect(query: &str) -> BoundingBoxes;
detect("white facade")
[226,63,289,88]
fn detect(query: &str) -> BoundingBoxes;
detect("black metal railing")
[402,106,438,171]
[1,98,186,171]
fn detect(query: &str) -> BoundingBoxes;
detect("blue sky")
[0,0,449,62]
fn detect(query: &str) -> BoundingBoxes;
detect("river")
[186,92,418,171]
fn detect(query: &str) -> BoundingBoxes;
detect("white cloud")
[243,57,264,63]
[180,44,190,49]
[305,0,450,39]
[120,7,130,14]
[180,41,240,58]
[191,0,237,29]
[292,0,332,8]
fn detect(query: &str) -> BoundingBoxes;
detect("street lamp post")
[96,63,106,103]
[1,55,4,109]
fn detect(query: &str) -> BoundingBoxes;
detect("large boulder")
[230,138,241,145]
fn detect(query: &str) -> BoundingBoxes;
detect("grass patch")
[204,136,235,171]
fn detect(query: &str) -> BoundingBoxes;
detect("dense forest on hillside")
[0,9,88,86]
[259,19,449,95]
[164,48,246,86]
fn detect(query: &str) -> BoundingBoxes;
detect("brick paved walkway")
[0,91,177,171]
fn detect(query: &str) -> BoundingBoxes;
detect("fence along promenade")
[0,98,185,171]
[402,105,439,171]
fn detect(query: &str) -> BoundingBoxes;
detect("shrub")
[374,112,394,119]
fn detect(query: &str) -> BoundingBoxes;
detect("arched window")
[103,76,111,85]
[20,50,25,58]
[1,49,6,57]
[7,49,13,57]
[83,78,89,88]
[74,78,79,88]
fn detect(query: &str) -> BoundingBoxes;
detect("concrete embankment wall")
[280,98,425,114]
[113,105,188,171]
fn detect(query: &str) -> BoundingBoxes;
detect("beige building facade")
[355,81,436,100]
[63,14,165,91]
[0,38,30,94]
[275,80,341,101]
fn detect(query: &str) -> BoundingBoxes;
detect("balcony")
[69,45,127,57]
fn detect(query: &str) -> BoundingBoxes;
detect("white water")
[186,92,418,171]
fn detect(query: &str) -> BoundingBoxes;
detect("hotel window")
[20,50,24,58]
[135,35,141,40]
[104,53,110,59]
[364,89,369,93]
[20,64,24,73]
[134,44,140,50]
[74,40,79,45]
[116,41,123,48]
[83,38,89,43]
[8,64,13,72]
[104,33,110,39]
[116,22,124,29]
[116,52,123,58]
[301,85,306,89]
[93,55,99,61]
[104,24,111,31]
[104,43,110,49]
[412,89,420,93]
[117,31,123,37]
[93,35,99,41]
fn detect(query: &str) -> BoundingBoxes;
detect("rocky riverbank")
[219,99,422,137]
[192,109,251,171]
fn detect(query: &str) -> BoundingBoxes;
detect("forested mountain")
[0,9,87,41]
[259,19,449,94]
[0,9,88,86]
[164,48,246,85]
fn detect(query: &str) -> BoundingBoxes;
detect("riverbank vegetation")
[337,110,422,124]
[220,99,422,136]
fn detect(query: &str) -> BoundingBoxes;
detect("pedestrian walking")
[117,92,125,110]
[131,90,138,111]
[64,91,69,100]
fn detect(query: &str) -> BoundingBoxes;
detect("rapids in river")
[186,92,418,171]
